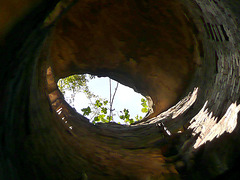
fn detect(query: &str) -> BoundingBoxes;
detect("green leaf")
[107,116,113,122]
[95,100,103,107]
[140,98,148,113]
[101,107,108,114]
[93,114,108,123]
[103,100,108,105]
[141,98,148,108]
[141,107,148,113]
[94,116,100,122]
[135,115,143,121]
[81,106,92,116]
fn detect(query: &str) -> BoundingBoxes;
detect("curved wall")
[1,0,240,179]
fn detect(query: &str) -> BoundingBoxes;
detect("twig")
[111,82,119,109]
[110,82,119,121]
[109,78,112,119]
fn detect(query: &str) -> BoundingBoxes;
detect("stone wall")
[1,0,240,179]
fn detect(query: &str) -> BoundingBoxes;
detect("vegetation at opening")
[57,74,149,124]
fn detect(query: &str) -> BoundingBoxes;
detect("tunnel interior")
[1,0,240,179]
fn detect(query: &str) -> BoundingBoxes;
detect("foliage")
[81,106,91,116]
[81,99,113,124]
[57,74,149,124]
[85,97,148,125]
[118,98,147,124]
[141,98,148,113]
[135,114,143,121]
[119,109,134,124]
[58,74,95,98]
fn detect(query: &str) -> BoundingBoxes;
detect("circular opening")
[57,74,149,124]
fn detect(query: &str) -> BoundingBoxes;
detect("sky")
[64,76,146,123]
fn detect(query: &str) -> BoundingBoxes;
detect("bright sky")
[64,76,146,123]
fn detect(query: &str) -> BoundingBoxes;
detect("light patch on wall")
[188,101,240,148]
[139,87,198,125]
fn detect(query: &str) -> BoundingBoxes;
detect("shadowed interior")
[1,0,240,179]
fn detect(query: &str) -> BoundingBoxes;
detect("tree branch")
[111,82,119,108]
[109,78,112,119]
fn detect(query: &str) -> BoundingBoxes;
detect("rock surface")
[1,0,240,179]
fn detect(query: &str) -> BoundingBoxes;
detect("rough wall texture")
[50,0,201,118]
[1,0,240,179]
